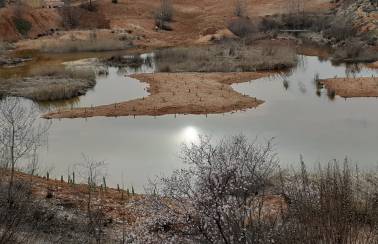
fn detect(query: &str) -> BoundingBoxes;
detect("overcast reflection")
[34,55,378,190]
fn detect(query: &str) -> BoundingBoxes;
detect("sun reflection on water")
[180,126,200,144]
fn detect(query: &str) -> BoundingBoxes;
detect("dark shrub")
[61,6,81,29]
[324,17,356,42]
[280,160,378,243]
[228,17,256,37]
[155,0,173,23]
[80,1,97,12]
[13,17,32,36]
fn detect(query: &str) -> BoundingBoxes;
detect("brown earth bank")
[321,77,378,98]
[3,169,285,242]
[42,72,270,119]
[1,170,139,242]
[368,61,378,69]
[0,6,61,42]
[1,0,331,49]
[8,170,141,224]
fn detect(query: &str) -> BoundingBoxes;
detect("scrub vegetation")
[155,42,297,72]
[0,131,376,243]
[0,68,96,101]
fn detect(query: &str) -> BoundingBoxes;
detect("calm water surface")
[18,54,378,189]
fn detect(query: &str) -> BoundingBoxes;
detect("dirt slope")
[0,6,61,42]
[98,0,331,48]
[1,0,331,47]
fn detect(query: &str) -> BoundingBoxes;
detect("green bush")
[13,17,32,36]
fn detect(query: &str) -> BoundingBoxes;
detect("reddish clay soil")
[321,77,378,98]
[43,72,270,119]
[0,6,61,42]
[6,170,141,225]
[2,0,331,48]
[92,0,332,48]
[8,170,285,232]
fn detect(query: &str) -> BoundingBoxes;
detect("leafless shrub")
[228,17,256,37]
[278,159,378,244]
[0,177,35,243]
[80,0,97,12]
[78,156,108,243]
[324,15,357,42]
[155,0,174,22]
[0,173,95,243]
[61,4,81,29]
[155,42,297,72]
[332,40,378,63]
[259,13,331,32]
[106,55,144,68]
[39,39,131,53]
[0,97,50,204]
[154,0,174,31]
[144,135,280,243]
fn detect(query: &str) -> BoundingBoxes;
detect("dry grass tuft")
[39,39,131,53]
[155,42,297,72]
[0,68,96,101]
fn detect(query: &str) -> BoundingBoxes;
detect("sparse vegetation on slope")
[13,17,32,37]
[128,136,378,243]
[0,132,376,243]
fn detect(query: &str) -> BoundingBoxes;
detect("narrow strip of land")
[42,72,269,119]
[321,77,378,98]
[368,61,378,69]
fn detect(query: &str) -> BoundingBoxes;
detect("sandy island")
[42,72,269,119]
[321,77,378,98]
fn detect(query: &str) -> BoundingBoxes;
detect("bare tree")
[62,0,81,29]
[155,0,174,30]
[79,155,107,243]
[144,135,279,243]
[0,97,49,205]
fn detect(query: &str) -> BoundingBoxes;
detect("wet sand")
[321,77,378,98]
[42,72,269,119]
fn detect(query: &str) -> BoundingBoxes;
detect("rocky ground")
[334,0,377,36]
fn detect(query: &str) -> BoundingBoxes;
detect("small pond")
[3,52,378,190]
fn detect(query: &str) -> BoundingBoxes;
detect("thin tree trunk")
[7,125,15,205]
